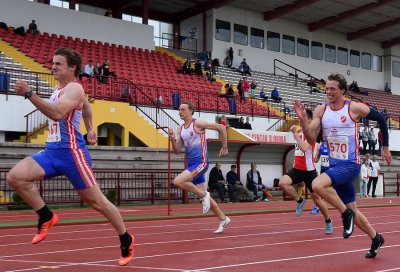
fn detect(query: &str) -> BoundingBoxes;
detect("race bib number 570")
[328,136,348,160]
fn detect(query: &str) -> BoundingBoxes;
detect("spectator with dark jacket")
[208,162,235,202]
[194,59,202,76]
[246,163,269,202]
[226,165,254,201]
[244,117,252,130]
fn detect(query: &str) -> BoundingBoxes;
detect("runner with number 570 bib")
[294,72,392,259]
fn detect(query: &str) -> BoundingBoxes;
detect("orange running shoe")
[32,213,59,244]
[118,234,135,266]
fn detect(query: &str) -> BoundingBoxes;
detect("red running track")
[1,205,400,271]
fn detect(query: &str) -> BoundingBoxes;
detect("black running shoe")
[365,234,385,258]
[342,208,355,239]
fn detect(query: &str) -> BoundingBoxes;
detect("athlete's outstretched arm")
[195,119,228,156]
[351,102,392,165]
[169,126,182,155]
[294,101,323,144]
[290,125,311,152]
[14,80,84,121]
[82,99,97,145]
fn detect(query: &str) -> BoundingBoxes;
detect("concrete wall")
[0,0,154,49]
[211,6,399,93]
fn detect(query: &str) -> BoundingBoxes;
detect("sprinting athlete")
[169,101,230,234]
[294,72,391,258]
[311,140,330,214]
[8,48,134,266]
[279,109,333,234]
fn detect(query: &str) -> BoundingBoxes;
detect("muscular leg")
[197,183,225,221]
[279,175,300,201]
[312,173,347,213]
[311,192,330,220]
[173,170,207,198]
[78,184,126,235]
[6,157,46,210]
[347,202,376,239]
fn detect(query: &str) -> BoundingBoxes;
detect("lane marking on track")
[194,244,400,271]
[1,258,186,271]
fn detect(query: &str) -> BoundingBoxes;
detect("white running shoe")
[201,191,211,214]
[214,216,231,234]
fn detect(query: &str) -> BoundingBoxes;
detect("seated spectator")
[0,22,8,30]
[14,26,25,36]
[104,8,113,17]
[259,88,268,101]
[79,60,94,80]
[180,59,192,75]
[244,116,252,130]
[101,59,117,83]
[226,165,254,201]
[239,58,251,76]
[204,72,215,82]
[219,115,227,127]
[271,87,282,102]
[27,20,39,35]
[238,117,245,129]
[223,56,232,68]
[349,81,360,93]
[93,62,102,81]
[194,59,202,76]
[246,163,269,202]
[250,80,257,98]
[208,162,235,203]
[384,82,391,93]
[204,58,212,72]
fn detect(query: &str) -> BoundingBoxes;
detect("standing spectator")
[244,116,252,130]
[368,127,376,155]
[237,79,243,102]
[367,155,380,198]
[271,87,282,102]
[226,165,254,201]
[238,117,245,129]
[194,59,202,76]
[204,58,212,73]
[228,47,234,65]
[361,125,369,155]
[241,77,250,101]
[79,60,94,80]
[384,82,391,93]
[27,20,39,35]
[377,129,383,156]
[360,158,370,198]
[226,83,235,97]
[219,115,227,127]
[246,163,269,202]
[250,80,257,98]
[208,162,235,203]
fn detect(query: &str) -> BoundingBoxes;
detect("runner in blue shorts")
[169,101,230,234]
[294,72,392,258]
[8,48,134,266]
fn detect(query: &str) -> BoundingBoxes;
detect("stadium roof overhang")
[72,0,400,48]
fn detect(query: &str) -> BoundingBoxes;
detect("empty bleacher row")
[0,52,53,93]
[217,66,326,114]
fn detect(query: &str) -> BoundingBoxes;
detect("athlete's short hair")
[182,101,195,115]
[327,72,347,92]
[54,48,82,77]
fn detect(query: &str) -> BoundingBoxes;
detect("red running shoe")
[32,213,59,244]
[118,234,135,266]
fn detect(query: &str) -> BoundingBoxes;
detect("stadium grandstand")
[0,0,400,212]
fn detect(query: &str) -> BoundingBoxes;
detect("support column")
[142,0,149,25]
[173,23,180,50]
[69,0,76,10]
[121,127,130,147]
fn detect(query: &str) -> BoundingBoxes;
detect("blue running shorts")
[187,161,209,185]
[32,147,97,190]
[324,161,360,205]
